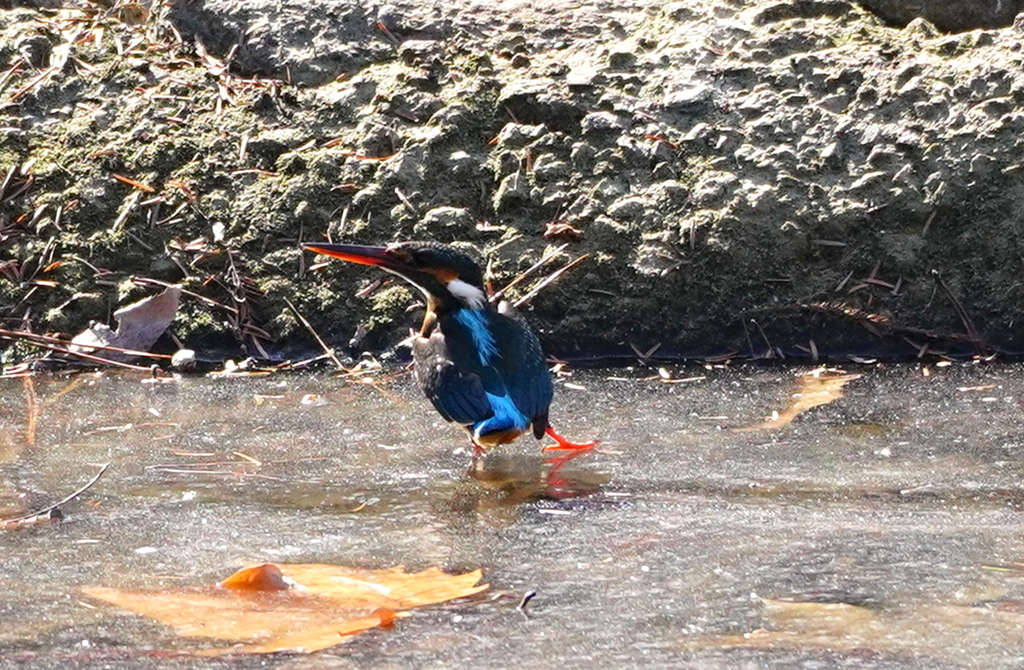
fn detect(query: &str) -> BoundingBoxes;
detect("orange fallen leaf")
[736,368,862,431]
[83,563,487,654]
[374,607,398,628]
[220,563,291,591]
[681,597,1024,667]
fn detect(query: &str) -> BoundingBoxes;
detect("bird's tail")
[472,392,530,447]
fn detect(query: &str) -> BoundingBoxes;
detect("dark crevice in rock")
[855,0,1024,32]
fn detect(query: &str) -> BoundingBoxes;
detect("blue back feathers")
[453,308,499,365]
[452,308,530,441]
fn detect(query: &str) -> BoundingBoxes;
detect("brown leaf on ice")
[219,563,292,591]
[83,563,487,655]
[70,286,181,362]
[736,368,862,431]
[681,597,1024,667]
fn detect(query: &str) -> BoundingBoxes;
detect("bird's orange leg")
[470,440,487,462]
[542,425,598,452]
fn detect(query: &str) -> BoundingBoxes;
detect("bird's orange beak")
[303,243,395,269]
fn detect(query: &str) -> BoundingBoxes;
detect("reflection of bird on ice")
[305,241,597,484]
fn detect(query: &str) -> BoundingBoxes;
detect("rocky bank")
[4,0,1024,364]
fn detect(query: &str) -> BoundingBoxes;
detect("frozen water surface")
[3,363,1024,669]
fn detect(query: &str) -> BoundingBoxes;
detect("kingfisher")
[303,241,596,459]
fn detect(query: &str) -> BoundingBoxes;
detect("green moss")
[366,285,417,333]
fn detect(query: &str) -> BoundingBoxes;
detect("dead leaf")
[682,597,1024,666]
[83,563,487,655]
[116,2,150,24]
[70,286,181,362]
[736,368,862,431]
[220,563,291,591]
[543,221,584,242]
[373,607,398,628]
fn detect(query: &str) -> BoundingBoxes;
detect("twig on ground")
[749,318,777,359]
[931,269,986,356]
[284,297,346,371]
[0,328,172,360]
[0,331,153,370]
[0,463,110,530]
[131,276,238,315]
[490,244,568,304]
[23,375,38,447]
[516,590,537,616]
[513,254,589,309]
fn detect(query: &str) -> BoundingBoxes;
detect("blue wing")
[412,330,491,426]
[413,305,553,441]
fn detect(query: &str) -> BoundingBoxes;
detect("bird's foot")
[542,425,598,452]
[471,441,488,463]
[542,426,596,494]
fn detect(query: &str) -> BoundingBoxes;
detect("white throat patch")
[447,278,487,309]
